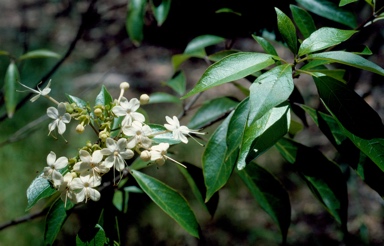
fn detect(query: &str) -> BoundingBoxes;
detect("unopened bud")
[76,124,85,133]
[140,94,150,105]
[120,82,130,90]
[99,131,109,140]
[155,158,165,166]
[94,108,103,117]
[140,150,151,161]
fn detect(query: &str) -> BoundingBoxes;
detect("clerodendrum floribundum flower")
[71,175,101,203]
[18,80,51,102]
[56,172,76,206]
[112,97,145,127]
[47,102,71,135]
[101,138,134,171]
[123,121,152,149]
[73,150,109,178]
[43,151,68,184]
[164,116,205,144]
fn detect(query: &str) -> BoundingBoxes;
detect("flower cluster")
[22,81,205,207]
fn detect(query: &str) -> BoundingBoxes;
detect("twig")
[0,208,48,231]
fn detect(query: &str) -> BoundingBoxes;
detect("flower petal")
[88,188,101,201]
[57,120,66,134]
[47,107,58,119]
[58,103,67,116]
[112,106,127,116]
[92,150,103,163]
[55,156,68,169]
[47,151,57,166]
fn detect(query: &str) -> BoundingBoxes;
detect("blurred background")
[1,0,384,245]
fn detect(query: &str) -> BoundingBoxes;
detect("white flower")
[101,138,134,171]
[73,150,109,178]
[112,97,145,126]
[149,143,186,168]
[164,116,205,144]
[47,103,71,135]
[43,151,68,183]
[56,172,76,206]
[18,80,51,102]
[123,121,152,149]
[70,175,101,203]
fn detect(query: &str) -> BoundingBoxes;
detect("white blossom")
[43,151,68,184]
[101,138,134,171]
[112,97,145,126]
[73,150,109,178]
[18,80,51,102]
[123,121,152,149]
[56,172,76,206]
[70,175,101,203]
[47,103,71,135]
[149,143,169,166]
[164,116,205,144]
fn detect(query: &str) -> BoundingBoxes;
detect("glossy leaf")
[66,94,88,108]
[148,124,181,145]
[131,170,200,238]
[308,51,384,76]
[275,8,297,54]
[45,199,74,245]
[76,224,106,246]
[276,138,348,227]
[4,62,19,118]
[298,28,357,56]
[18,49,60,60]
[252,35,279,56]
[126,0,146,46]
[237,103,290,170]
[237,163,291,244]
[207,50,239,62]
[290,5,316,38]
[148,92,181,104]
[151,0,171,26]
[296,0,357,28]
[248,64,293,123]
[182,52,276,99]
[305,68,346,83]
[184,34,225,57]
[171,53,192,70]
[95,85,113,106]
[26,176,57,211]
[165,71,186,96]
[203,112,237,202]
[187,96,238,129]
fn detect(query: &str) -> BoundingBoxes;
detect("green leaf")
[76,224,106,246]
[215,8,242,16]
[187,96,238,129]
[45,199,73,245]
[184,35,225,57]
[275,8,298,54]
[290,5,317,39]
[303,67,346,83]
[296,0,357,28]
[4,62,19,118]
[307,51,384,76]
[237,163,291,244]
[339,0,358,7]
[249,64,293,123]
[66,94,88,108]
[237,103,290,170]
[148,92,181,104]
[26,176,57,211]
[148,123,181,145]
[207,50,239,62]
[131,170,200,238]
[252,35,279,57]
[182,52,276,99]
[126,0,146,46]
[95,85,113,106]
[150,0,171,26]
[18,49,60,60]
[275,138,348,227]
[203,112,237,202]
[298,28,357,56]
[171,54,192,70]
[165,71,186,96]
[300,59,331,70]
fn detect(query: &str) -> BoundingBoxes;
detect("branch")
[0,208,48,231]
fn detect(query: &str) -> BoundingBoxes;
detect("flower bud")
[140,94,150,105]
[120,82,130,90]
[99,131,109,140]
[156,158,165,166]
[94,108,103,117]
[76,124,85,133]
[140,150,151,161]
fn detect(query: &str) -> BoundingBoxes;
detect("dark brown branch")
[0,208,48,231]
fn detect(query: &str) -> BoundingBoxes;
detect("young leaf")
[252,35,279,57]
[4,62,19,118]
[275,8,298,54]
[237,103,290,170]
[276,138,348,228]
[150,0,171,26]
[66,94,88,108]
[248,64,293,123]
[26,176,57,211]
[165,71,186,96]
[44,199,74,245]
[308,51,384,76]
[147,92,181,104]
[131,170,200,238]
[296,0,357,28]
[290,5,316,39]
[184,35,225,57]
[298,28,357,56]
[94,85,113,106]
[339,0,358,7]
[203,111,237,202]
[126,0,146,46]
[18,49,60,61]
[237,163,291,244]
[187,96,238,129]
[76,224,107,246]
[181,52,276,99]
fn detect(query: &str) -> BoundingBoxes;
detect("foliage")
[1,0,384,245]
